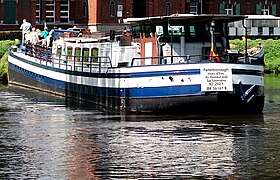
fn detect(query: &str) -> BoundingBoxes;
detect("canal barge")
[8,14,265,114]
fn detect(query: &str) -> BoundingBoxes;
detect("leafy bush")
[230,39,280,73]
[0,40,16,58]
[0,52,8,84]
[0,40,16,84]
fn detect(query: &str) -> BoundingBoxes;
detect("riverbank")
[0,39,279,84]
[0,40,16,84]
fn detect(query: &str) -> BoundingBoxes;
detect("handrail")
[24,44,112,73]
[131,55,215,66]
[130,53,260,66]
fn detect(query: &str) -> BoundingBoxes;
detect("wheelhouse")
[126,14,247,64]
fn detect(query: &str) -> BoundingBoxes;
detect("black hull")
[8,68,264,115]
[129,94,265,115]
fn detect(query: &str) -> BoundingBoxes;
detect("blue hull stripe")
[232,69,263,76]
[9,62,202,97]
[107,69,201,78]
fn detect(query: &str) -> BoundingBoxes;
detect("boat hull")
[8,50,265,114]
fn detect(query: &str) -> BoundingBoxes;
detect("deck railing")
[23,44,112,73]
[131,54,229,66]
[130,53,264,66]
[16,44,264,71]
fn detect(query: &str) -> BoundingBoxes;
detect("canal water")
[0,74,279,179]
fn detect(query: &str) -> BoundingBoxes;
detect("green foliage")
[0,52,8,84]
[0,40,16,58]
[230,39,280,73]
[0,40,16,84]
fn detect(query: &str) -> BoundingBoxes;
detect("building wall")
[18,0,34,24]
[154,0,184,16]
[1,0,280,31]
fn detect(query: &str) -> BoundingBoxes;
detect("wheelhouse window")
[110,1,116,17]
[190,0,198,14]
[186,23,211,42]
[145,25,153,38]
[168,26,185,36]
[156,26,164,36]
[166,2,172,16]
[60,0,69,23]
[132,25,141,38]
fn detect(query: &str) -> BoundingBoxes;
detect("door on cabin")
[144,42,153,65]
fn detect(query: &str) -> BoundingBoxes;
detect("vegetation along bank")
[0,38,279,84]
[230,39,280,74]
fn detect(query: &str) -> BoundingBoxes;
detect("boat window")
[67,46,73,60]
[132,25,154,38]
[91,48,98,62]
[189,25,196,37]
[74,47,81,61]
[156,26,164,36]
[132,25,141,38]
[145,25,153,37]
[186,23,211,42]
[168,26,185,36]
[82,48,89,62]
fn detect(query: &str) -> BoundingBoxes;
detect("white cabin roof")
[245,15,280,20]
[123,14,247,25]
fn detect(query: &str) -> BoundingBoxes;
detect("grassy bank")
[0,40,16,84]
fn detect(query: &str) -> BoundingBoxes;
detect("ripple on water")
[0,86,280,179]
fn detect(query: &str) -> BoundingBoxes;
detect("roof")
[124,14,248,25]
[245,15,280,20]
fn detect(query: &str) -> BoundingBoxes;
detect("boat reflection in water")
[0,85,270,179]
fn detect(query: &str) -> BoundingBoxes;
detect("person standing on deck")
[20,19,32,44]
[46,30,54,48]
[30,27,39,44]
[24,30,32,44]
[42,27,49,39]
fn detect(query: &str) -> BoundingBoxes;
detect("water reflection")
[265,74,280,100]
[0,76,279,179]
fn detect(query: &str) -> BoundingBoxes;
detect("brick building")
[0,0,279,32]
